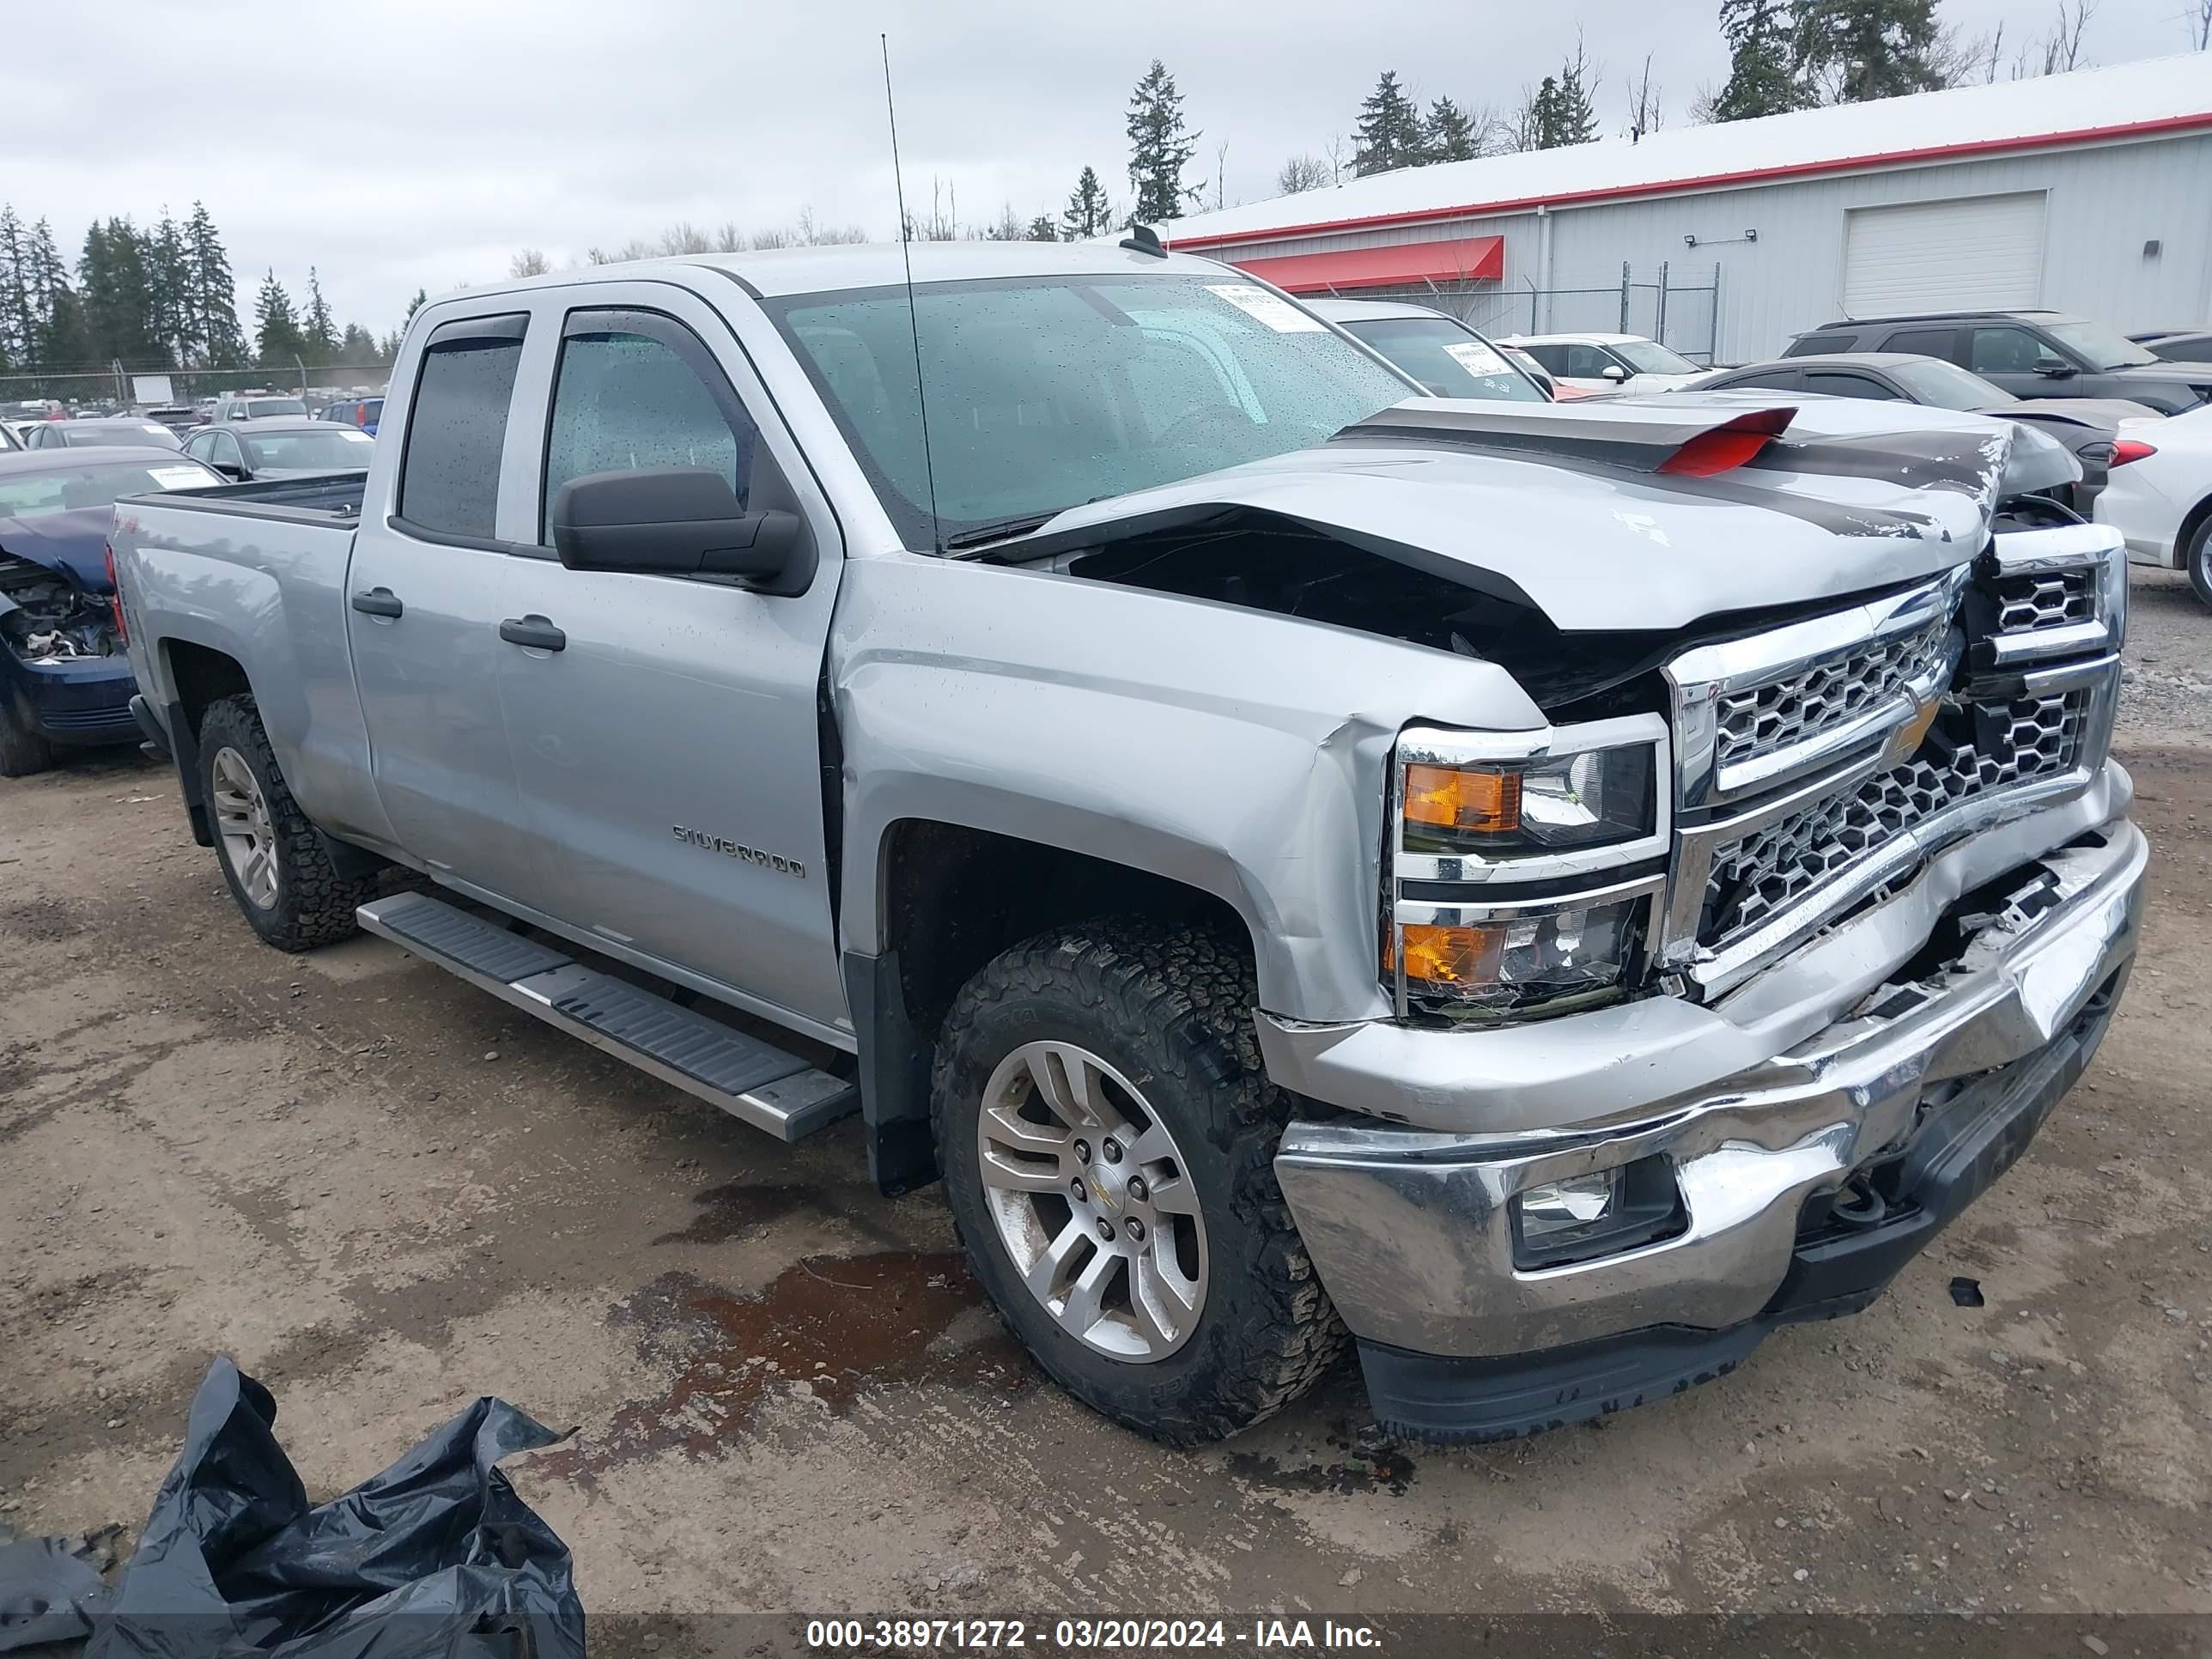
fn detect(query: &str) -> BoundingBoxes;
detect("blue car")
[0,447,223,775]
[318,396,383,437]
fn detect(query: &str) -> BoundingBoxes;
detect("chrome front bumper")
[1268,792,2145,1365]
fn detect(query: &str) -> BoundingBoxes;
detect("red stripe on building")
[1170,111,2212,252]
[1230,234,1505,293]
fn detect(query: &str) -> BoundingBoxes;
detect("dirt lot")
[3,571,2209,1630]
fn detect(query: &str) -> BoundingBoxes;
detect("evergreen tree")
[1025,214,1060,242]
[1796,0,1944,101]
[338,323,379,363]
[0,206,39,370]
[1060,166,1113,239]
[1353,70,1427,174]
[80,218,161,368]
[254,269,305,369]
[184,201,245,366]
[302,267,338,362]
[1423,97,1481,162]
[404,289,427,324]
[1549,44,1601,145]
[26,220,91,370]
[1713,0,1818,118]
[1125,60,1199,224]
[149,210,191,368]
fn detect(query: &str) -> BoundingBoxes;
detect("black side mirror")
[550,465,799,582]
[2033,356,2077,378]
[213,462,246,481]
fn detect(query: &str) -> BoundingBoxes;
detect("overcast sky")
[9,0,2200,338]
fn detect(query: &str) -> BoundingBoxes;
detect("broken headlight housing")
[1387,714,1669,1021]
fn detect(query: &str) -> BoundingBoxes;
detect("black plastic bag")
[86,1358,583,1658]
[0,1533,112,1650]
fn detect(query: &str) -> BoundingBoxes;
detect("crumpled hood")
[0,508,112,592]
[1024,394,2022,633]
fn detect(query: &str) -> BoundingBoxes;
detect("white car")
[2094,404,2212,609]
[1495,331,1706,394]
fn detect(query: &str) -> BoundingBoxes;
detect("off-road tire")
[198,695,372,951]
[0,698,54,778]
[933,920,1348,1444]
[2187,513,2212,611]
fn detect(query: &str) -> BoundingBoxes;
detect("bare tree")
[1502,85,1545,153]
[1212,138,1231,211]
[585,239,654,265]
[655,222,715,255]
[1322,132,1352,184]
[507,248,551,278]
[1624,55,1663,140]
[1275,154,1334,194]
[1465,101,1510,155]
[2039,0,2097,72]
[749,228,790,251]
[2192,0,2211,49]
[714,222,744,252]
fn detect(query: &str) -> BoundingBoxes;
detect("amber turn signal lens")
[1389,922,1502,986]
[1403,764,1521,834]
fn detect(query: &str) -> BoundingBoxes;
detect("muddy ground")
[2,571,2208,1633]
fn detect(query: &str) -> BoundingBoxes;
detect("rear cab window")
[396,313,529,538]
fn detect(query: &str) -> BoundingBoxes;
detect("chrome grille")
[1703,691,2088,946]
[1991,568,2095,635]
[1713,611,1953,777]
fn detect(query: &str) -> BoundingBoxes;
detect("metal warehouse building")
[1164,55,2212,365]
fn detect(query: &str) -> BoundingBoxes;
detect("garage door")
[1841,192,2045,316]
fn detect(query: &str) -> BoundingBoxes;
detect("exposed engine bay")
[0,551,119,664]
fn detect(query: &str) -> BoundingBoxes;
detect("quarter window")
[396,314,528,538]
[541,313,757,537]
[1805,371,1899,400]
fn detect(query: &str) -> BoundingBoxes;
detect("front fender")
[832,555,1546,1023]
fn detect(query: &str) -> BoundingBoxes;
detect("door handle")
[350,586,404,618]
[499,615,567,652]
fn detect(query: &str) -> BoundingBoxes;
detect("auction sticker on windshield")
[150,466,213,489]
[1445,339,1512,378]
[1206,284,1326,332]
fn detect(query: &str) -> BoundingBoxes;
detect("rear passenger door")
[489,285,849,1036]
[346,312,543,898]
[1878,325,1961,367]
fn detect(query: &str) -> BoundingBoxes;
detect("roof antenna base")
[1120,224,1168,258]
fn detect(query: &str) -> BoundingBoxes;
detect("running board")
[356,892,857,1141]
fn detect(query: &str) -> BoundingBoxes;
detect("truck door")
[346,312,542,900]
[490,289,848,1040]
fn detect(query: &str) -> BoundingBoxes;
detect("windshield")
[0,458,219,519]
[2040,319,2159,370]
[1613,339,1700,375]
[1889,358,2013,410]
[64,423,182,449]
[246,398,308,417]
[767,273,1416,548]
[1338,318,1545,403]
[242,428,374,470]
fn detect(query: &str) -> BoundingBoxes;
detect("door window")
[1564,343,1619,378]
[541,312,757,537]
[1967,326,2046,375]
[1805,372,1900,399]
[1882,326,1957,362]
[395,313,528,538]
[1718,370,1801,392]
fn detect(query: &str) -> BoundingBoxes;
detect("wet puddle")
[651,1180,902,1248]
[547,1252,1033,1472]
[1225,1421,1418,1496]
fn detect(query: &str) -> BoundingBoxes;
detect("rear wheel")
[932,920,1346,1444]
[0,699,53,778]
[198,695,373,951]
[2187,514,2212,611]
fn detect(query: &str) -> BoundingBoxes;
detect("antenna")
[881,33,943,554]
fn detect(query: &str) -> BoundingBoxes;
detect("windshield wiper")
[941,511,1063,550]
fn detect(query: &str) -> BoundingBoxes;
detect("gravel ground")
[1,568,2207,1637]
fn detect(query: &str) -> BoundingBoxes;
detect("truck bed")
[123,471,367,524]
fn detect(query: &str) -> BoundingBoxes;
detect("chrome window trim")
[1665,569,1969,811]
[1392,712,1671,885]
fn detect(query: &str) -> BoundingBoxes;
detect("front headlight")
[1387,714,1670,1020]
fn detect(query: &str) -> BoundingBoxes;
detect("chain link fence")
[0,361,392,410]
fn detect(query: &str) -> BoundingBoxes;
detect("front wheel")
[2188,514,2212,611]
[932,921,1346,1444]
[198,695,374,951]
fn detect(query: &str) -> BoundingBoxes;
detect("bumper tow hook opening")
[1828,1173,1888,1230]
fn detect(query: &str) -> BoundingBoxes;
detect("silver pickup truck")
[109,241,2145,1445]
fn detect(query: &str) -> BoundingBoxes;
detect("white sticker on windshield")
[149,465,211,489]
[1205,283,1327,333]
[1444,339,1512,379]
